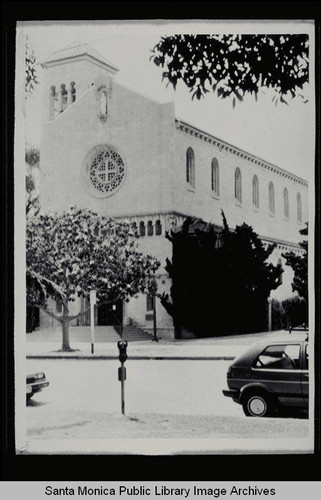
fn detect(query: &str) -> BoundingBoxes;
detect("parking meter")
[118,340,128,363]
[117,340,128,414]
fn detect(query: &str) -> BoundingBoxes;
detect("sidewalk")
[26,328,305,360]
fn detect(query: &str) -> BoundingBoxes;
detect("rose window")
[87,147,125,195]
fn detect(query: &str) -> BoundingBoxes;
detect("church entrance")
[97,300,123,326]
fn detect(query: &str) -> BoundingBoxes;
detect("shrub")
[282,296,308,328]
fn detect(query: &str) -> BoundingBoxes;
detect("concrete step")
[115,325,153,342]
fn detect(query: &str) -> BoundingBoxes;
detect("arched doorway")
[97,299,123,326]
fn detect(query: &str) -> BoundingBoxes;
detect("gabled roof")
[42,42,119,73]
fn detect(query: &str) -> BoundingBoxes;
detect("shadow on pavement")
[26,399,48,407]
[276,408,308,419]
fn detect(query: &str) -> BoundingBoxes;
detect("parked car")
[222,337,309,417]
[26,372,49,401]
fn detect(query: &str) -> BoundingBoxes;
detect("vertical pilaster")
[67,87,73,107]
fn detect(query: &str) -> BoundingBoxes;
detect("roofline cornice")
[42,54,119,75]
[175,119,308,188]
[115,212,304,251]
[114,210,188,220]
[259,235,305,252]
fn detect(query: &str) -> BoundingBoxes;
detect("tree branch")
[67,306,91,322]
[36,304,63,322]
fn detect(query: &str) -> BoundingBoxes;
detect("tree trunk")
[61,302,72,351]
[61,319,71,351]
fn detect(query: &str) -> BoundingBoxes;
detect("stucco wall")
[40,77,175,218]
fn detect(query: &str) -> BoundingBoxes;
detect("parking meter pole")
[121,363,125,415]
[90,290,97,354]
[117,340,128,415]
[90,303,94,354]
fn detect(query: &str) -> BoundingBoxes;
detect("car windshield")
[254,344,300,370]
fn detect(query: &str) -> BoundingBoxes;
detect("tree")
[25,34,39,97]
[26,148,41,332]
[25,34,40,216]
[25,35,40,215]
[282,223,308,324]
[150,34,309,104]
[26,207,160,351]
[26,147,40,215]
[161,212,283,338]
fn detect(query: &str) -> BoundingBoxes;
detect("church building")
[39,43,308,338]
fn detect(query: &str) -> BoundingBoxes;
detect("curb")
[26,355,236,361]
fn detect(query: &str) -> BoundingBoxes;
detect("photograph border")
[2,0,320,483]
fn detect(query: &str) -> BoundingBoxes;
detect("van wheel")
[242,392,273,417]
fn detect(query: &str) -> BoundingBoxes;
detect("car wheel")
[242,392,273,417]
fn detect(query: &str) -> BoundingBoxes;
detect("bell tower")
[40,43,119,123]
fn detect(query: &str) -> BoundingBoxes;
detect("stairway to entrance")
[115,325,153,341]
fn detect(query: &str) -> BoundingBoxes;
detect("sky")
[21,20,315,182]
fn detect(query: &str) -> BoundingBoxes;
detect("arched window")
[283,187,289,218]
[252,175,259,208]
[61,84,68,111]
[155,219,162,236]
[57,83,67,113]
[297,192,302,222]
[147,220,154,236]
[49,85,56,119]
[100,90,108,115]
[211,158,219,195]
[269,181,275,213]
[186,147,195,188]
[235,167,242,203]
[68,81,76,105]
[139,221,146,237]
[131,222,138,236]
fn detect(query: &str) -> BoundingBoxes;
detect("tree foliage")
[161,212,283,338]
[151,34,309,104]
[282,223,308,304]
[27,207,160,350]
[26,147,40,215]
[25,34,39,97]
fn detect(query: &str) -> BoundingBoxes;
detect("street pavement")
[26,327,305,360]
[23,328,312,456]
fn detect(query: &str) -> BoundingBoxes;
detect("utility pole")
[268,297,272,332]
[153,293,158,342]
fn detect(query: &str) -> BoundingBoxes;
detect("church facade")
[39,43,308,338]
